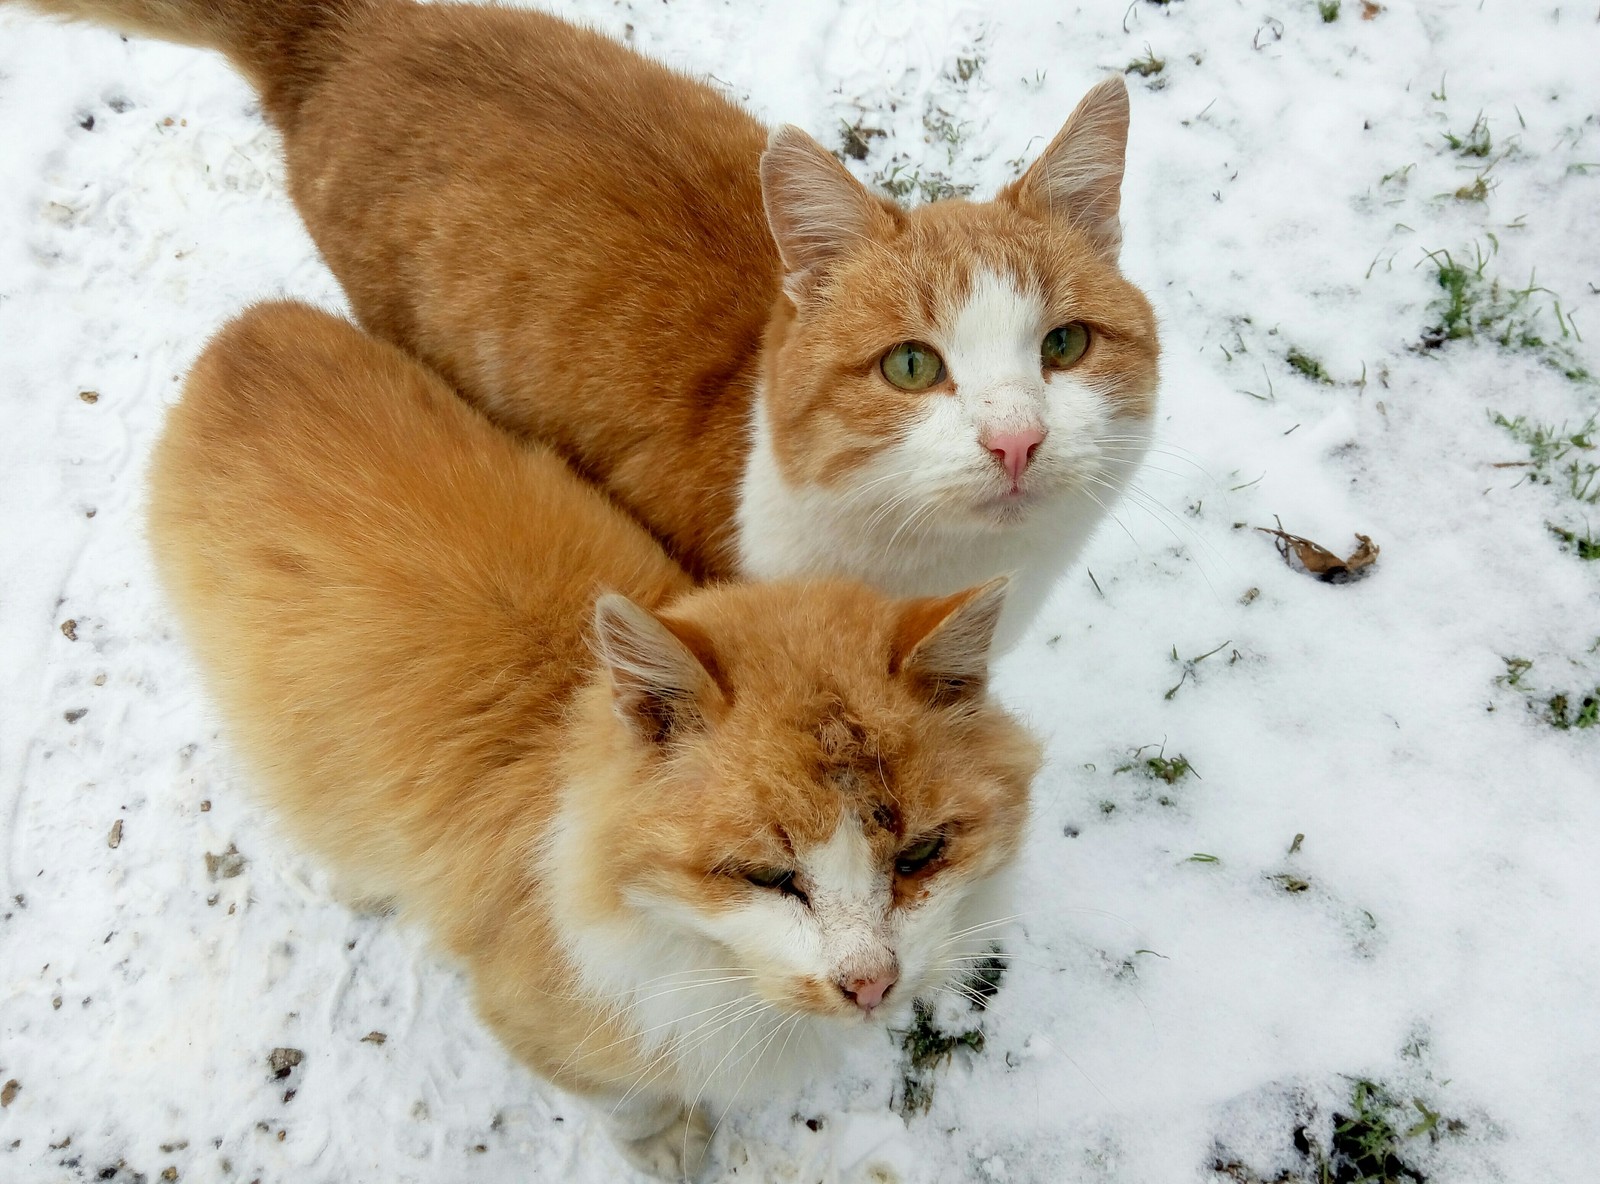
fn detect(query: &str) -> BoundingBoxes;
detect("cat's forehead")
[785,695,915,843]
[699,686,912,847]
[883,200,1117,317]
[672,584,1025,847]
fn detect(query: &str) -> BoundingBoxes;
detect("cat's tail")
[7,0,378,123]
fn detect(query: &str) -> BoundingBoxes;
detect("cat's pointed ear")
[1003,77,1129,259]
[761,125,900,300]
[593,594,724,745]
[889,576,1011,708]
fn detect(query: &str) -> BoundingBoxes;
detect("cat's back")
[286,3,777,574]
[295,2,775,385]
[148,302,690,863]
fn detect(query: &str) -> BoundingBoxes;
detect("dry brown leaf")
[1361,1,1383,18]
[1258,519,1380,584]
[1344,534,1380,571]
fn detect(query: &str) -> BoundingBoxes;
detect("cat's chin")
[794,997,917,1037]
[964,484,1062,530]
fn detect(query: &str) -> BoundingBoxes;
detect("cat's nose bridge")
[975,379,1046,430]
[809,882,897,991]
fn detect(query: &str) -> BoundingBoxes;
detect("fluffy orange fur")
[146,302,1039,1172]
[18,0,1159,582]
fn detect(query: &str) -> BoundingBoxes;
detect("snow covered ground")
[2,0,1598,1180]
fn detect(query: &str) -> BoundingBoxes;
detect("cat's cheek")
[869,401,999,529]
[895,866,1020,999]
[688,896,845,1005]
[1029,379,1118,476]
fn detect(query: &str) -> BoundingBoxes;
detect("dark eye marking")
[871,801,901,835]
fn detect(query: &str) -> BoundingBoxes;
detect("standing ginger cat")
[17,0,1161,648]
[147,301,1040,1179]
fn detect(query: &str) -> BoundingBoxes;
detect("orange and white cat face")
[756,78,1158,537]
[653,695,1030,1024]
[578,579,1039,1026]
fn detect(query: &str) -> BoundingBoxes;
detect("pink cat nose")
[839,968,899,1013]
[982,426,1046,484]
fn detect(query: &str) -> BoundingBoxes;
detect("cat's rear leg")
[594,1093,712,1181]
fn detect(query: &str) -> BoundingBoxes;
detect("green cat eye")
[1042,323,1091,370]
[880,342,947,391]
[894,834,946,877]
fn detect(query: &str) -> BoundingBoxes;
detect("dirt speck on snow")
[268,1048,303,1080]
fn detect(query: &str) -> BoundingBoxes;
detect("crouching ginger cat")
[146,302,1041,1180]
[19,0,1162,650]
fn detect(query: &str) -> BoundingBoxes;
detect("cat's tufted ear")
[593,594,725,745]
[761,125,901,300]
[1002,77,1129,260]
[889,577,1011,709]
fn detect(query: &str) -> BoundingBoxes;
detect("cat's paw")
[612,1103,712,1181]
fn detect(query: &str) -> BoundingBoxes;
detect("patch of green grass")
[1494,656,1600,730]
[1452,173,1491,202]
[1492,414,1599,502]
[1149,755,1196,783]
[1214,1078,1464,1184]
[1323,1079,1444,1183]
[922,103,968,149]
[915,174,972,202]
[1318,0,1341,20]
[1165,639,1238,699]
[1425,248,1479,340]
[1286,347,1333,383]
[1496,655,1533,689]
[1125,46,1166,77]
[1419,242,1592,381]
[1116,745,1198,784]
[1442,112,1492,158]
[873,162,917,199]
[870,160,974,205]
[1548,521,1600,559]
[894,999,986,1116]
[1547,688,1600,730]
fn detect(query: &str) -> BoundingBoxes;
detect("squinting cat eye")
[1041,322,1091,370]
[745,866,809,904]
[894,833,946,877]
[880,341,947,392]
